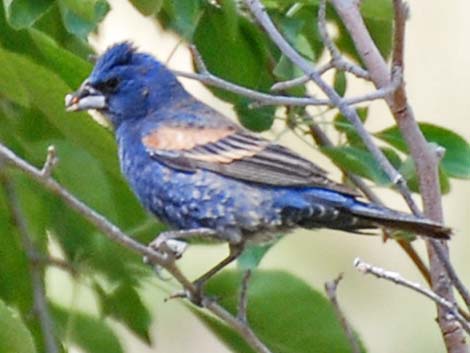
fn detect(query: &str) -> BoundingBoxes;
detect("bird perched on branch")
[65,42,450,292]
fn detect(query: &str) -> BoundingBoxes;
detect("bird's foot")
[149,237,188,261]
[144,238,188,280]
[147,228,216,263]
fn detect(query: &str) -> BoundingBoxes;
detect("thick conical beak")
[65,82,107,112]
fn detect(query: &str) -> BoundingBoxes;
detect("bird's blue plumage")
[66,42,450,245]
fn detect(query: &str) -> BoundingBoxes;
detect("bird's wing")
[142,123,359,196]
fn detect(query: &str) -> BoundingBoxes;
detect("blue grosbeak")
[65,43,450,287]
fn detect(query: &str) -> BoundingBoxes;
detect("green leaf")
[46,140,117,220]
[58,0,110,39]
[221,0,238,40]
[333,107,369,148]
[33,4,95,56]
[129,0,162,16]
[399,157,451,195]
[333,70,347,97]
[237,243,274,270]
[363,17,393,59]
[321,146,390,185]
[381,147,402,170]
[0,46,30,107]
[287,4,324,57]
[197,270,364,353]
[0,183,34,315]
[0,300,36,353]
[28,28,92,89]
[334,0,393,62]
[157,0,204,38]
[360,0,393,22]
[279,16,315,60]
[236,102,275,132]
[334,107,368,131]
[2,0,54,29]
[8,172,52,250]
[193,5,275,130]
[272,55,305,97]
[194,6,274,99]
[95,283,152,344]
[0,46,119,177]
[52,303,124,353]
[376,123,470,179]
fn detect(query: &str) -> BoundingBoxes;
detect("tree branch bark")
[331,0,469,351]
[0,143,273,353]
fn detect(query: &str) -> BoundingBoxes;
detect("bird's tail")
[280,189,451,239]
[348,202,451,239]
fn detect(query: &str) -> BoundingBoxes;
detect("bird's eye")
[96,78,120,93]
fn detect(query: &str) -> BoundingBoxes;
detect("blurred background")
[43,1,470,353]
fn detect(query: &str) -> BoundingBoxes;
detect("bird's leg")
[190,242,245,305]
[148,228,217,260]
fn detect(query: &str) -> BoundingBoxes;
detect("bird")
[65,42,450,291]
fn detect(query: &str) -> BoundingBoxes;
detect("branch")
[324,274,362,353]
[307,121,432,284]
[40,146,58,178]
[173,47,397,108]
[354,258,470,334]
[0,143,273,353]
[270,63,333,91]
[243,0,418,215]
[308,122,384,204]
[330,1,469,350]
[237,270,252,323]
[203,297,272,353]
[0,173,59,353]
[318,0,369,80]
[430,241,470,311]
[30,254,78,277]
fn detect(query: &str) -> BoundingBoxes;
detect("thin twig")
[0,143,273,353]
[329,1,469,350]
[271,75,310,92]
[30,254,78,277]
[237,270,252,323]
[173,45,397,108]
[174,69,325,106]
[244,0,417,214]
[0,174,59,353]
[318,0,369,80]
[307,121,432,284]
[397,0,469,338]
[396,239,431,286]
[258,0,468,340]
[203,297,272,353]
[270,63,333,91]
[354,258,470,333]
[430,241,470,311]
[308,122,380,202]
[324,274,362,353]
[41,146,58,178]
[173,68,392,108]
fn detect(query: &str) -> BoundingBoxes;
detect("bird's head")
[65,42,187,128]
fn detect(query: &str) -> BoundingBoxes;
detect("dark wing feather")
[143,127,359,196]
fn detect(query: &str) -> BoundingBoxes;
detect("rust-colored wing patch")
[143,125,360,194]
[142,126,235,151]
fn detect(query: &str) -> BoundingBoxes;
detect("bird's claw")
[143,239,188,280]
[149,238,188,261]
